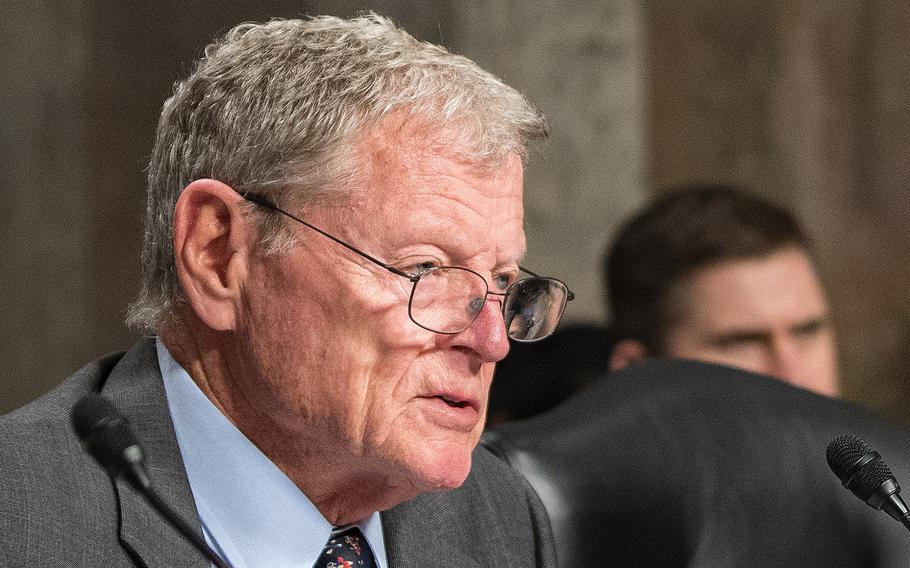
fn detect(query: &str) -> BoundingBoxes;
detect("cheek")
[355,351,492,488]
[242,255,483,486]
[316,312,434,439]
[236,265,367,420]
[804,333,838,369]
[359,339,435,428]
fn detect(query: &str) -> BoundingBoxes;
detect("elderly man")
[0,15,569,567]
[604,184,839,397]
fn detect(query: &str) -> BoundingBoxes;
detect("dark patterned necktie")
[314,526,377,568]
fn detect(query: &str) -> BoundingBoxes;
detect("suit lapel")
[381,450,541,568]
[382,495,487,568]
[101,338,209,568]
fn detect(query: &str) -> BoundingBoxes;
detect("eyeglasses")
[241,192,574,342]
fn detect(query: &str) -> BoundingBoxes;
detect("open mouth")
[418,393,479,429]
[438,395,469,409]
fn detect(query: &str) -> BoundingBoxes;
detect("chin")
[403,439,475,493]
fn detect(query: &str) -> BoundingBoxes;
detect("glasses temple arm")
[242,193,574,301]
[519,265,575,301]
[518,265,540,277]
[240,192,415,280]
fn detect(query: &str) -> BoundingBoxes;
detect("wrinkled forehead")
[359,111,524,183]
[358,109,522,173]
[348,123,527,263]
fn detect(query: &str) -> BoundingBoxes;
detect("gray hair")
[125,13,548,331]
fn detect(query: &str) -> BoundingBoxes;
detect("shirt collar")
[157,338,388,568]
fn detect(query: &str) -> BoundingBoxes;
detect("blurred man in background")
[603,184,839,397]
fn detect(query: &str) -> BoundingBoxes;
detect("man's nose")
[453,296,510,362]
[769,337,801,384]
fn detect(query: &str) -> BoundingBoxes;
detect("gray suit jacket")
[1,338,555,567]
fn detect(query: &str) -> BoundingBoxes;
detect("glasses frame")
[240,192,574,339]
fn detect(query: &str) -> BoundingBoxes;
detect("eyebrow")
[707,316,830,348]
[708,330,772,348]
[789,316,830,336]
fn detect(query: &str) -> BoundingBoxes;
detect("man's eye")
[715,335,766,351]
[411,261,439,274]
[493,273,513,291]
[793,320,825,338]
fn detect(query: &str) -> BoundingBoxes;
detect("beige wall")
[3,1,909,422]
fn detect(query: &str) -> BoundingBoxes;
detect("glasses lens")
[503,277,569,342]
[409,267,488,334]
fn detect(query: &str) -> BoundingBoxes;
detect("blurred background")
[2,2,908,420]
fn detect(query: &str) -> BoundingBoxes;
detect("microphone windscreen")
[71,395,226,566]
[72,394,118,441]
[826,434,894,501]
[71,394,139,476]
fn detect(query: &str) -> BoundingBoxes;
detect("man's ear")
[609,339,649,371]
[173,179,250,331]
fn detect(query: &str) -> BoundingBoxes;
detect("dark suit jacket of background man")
[0,338,555,567]
[484,359,910,567]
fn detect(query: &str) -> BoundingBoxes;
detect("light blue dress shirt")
[157,338,388,568]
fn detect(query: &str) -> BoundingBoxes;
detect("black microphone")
[826,433,910,532]
[71,394,232,568]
